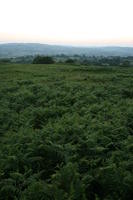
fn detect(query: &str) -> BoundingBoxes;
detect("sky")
[0,0,133,46]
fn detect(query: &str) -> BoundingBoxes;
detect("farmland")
[0,63,133,199]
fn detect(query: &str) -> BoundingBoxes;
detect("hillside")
[0,43,133,57]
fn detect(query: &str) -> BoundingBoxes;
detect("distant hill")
[0,43,133,58]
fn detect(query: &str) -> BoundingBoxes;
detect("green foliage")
[65,58,75,64]
[32,56,54,64]
[0,63,133,199]
[0,58,11,64]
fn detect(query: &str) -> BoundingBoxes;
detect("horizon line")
[0,42,133,48]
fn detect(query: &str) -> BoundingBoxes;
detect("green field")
[0,63,133,200]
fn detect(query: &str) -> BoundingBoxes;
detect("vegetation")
[32,56,55,64]
[1,55,133,67]
[65,58,75,64]
[0,58,11,64]
[0,63,133,199]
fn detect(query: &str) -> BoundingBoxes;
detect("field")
[0,63,133,200]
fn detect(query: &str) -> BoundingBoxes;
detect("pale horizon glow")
[0,0,133,46]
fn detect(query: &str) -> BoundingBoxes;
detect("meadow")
[0,63,133,200]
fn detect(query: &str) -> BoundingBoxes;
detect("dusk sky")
[0,0,133,46]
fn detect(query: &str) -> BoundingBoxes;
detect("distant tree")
[121,60,130,67]
[65,58,75,64]
[0,58,11,63]
[33,56,54,64]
